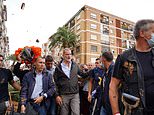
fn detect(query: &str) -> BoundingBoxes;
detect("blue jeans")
[32,103,46,115]
[100,106,107,115]
[49,97,56,115]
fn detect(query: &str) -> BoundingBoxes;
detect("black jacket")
[54,61,88,96]
[13,62,29,83]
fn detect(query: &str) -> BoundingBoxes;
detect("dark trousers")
[80,90,90,115]
[29,100,47,115]
[0,102,7,115]
[48,97,56,115]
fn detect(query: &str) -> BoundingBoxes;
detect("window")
[101,35,110,45]
[102,46,110,52]
[76,25,80,30]
[102,25,109,35]
[90,24,97,29]
[129,34,135,40]
[100,15,109,24]
[122,39,127,48]
[121,21,129,30]
[109,20,113,24]
[110,37,116,45]
[2,5,7,21]
[91,45,97,52]
[77,35,81,41]
[121,31,129,39]
[128,40,135,48]
[70,19,75,28]
[90,13,97,19]
[76,14,80,20]
[110,29,114,34]
[90,34,97,40]
[128,25,133,31]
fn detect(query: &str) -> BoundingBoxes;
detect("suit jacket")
[20,69,56,106]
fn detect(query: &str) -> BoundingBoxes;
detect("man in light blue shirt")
[21,57,56,115]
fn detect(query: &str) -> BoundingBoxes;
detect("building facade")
[0,0,9,59]
[46,5,135,64]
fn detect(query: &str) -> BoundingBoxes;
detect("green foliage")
[48,26,78,50]
[5,54,17,61]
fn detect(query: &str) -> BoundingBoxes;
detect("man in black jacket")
[54,48,88,115]
[109,19,154,115]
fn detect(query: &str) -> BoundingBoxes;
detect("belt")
[29,99,35,103]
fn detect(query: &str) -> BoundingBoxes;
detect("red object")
[14,46,42,64]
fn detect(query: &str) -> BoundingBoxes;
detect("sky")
[5,0,154,54]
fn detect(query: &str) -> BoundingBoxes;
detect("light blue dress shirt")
[61,61,72,78]
[31,72,43,99]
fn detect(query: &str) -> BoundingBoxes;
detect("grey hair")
[133,19,154,40]
[63,48,71,54]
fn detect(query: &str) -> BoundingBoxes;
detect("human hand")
[56,96,63,105]
[21,105,26,113]
[34,96,44,104]
[17,54,22,62]
[88,94,92,102]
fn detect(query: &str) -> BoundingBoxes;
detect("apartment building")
[0,0,10,66]
[45,5,135,64]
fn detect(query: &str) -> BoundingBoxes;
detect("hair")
[63,48,71,55]
[34,56,44,62]
[45,55,53,62]
[80,64,86,68]
[96,58,100,61]
[102,51,113,62]
[133,19,154,40]
[0,54,4,60]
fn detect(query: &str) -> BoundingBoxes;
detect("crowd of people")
[0,19,154,115]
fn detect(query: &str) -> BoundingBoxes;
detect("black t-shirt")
[0,68,13,102]
[136,50,154,109]
[113,50,154,109]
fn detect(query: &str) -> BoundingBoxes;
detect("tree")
[48,26,78,50]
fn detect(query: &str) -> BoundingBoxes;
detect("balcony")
[121,21,129,31]
[103,28,109,35]
[100,15,109,25]
[101,40,110,45]
[70,19,75,28]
